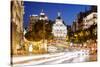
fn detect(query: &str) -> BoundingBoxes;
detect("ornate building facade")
[11,0,24,55]
[83,12,97,29]
[28,15,39,31]
[52,12,67,40]
[28,10,48,32]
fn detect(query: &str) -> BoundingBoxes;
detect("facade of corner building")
[83,12,97,29]
[52,12,67,40]
[11,0,24,55]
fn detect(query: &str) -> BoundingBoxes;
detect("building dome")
[56,12,61,19]
[39,9,48,20]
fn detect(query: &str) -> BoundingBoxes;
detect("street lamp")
[39,9,48,53]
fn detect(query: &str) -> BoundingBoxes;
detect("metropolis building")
[28,10,48,32]
[83,12,97,29]
[52,12,67,40]
[11,0,24,55]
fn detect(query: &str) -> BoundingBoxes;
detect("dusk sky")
[24,1,91,28]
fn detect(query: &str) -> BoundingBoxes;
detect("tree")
[25,20,54,41]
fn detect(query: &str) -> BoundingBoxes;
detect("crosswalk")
[12,50,89,67]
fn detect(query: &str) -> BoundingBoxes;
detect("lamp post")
[43,19,46,52]
[40,9,48,53]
